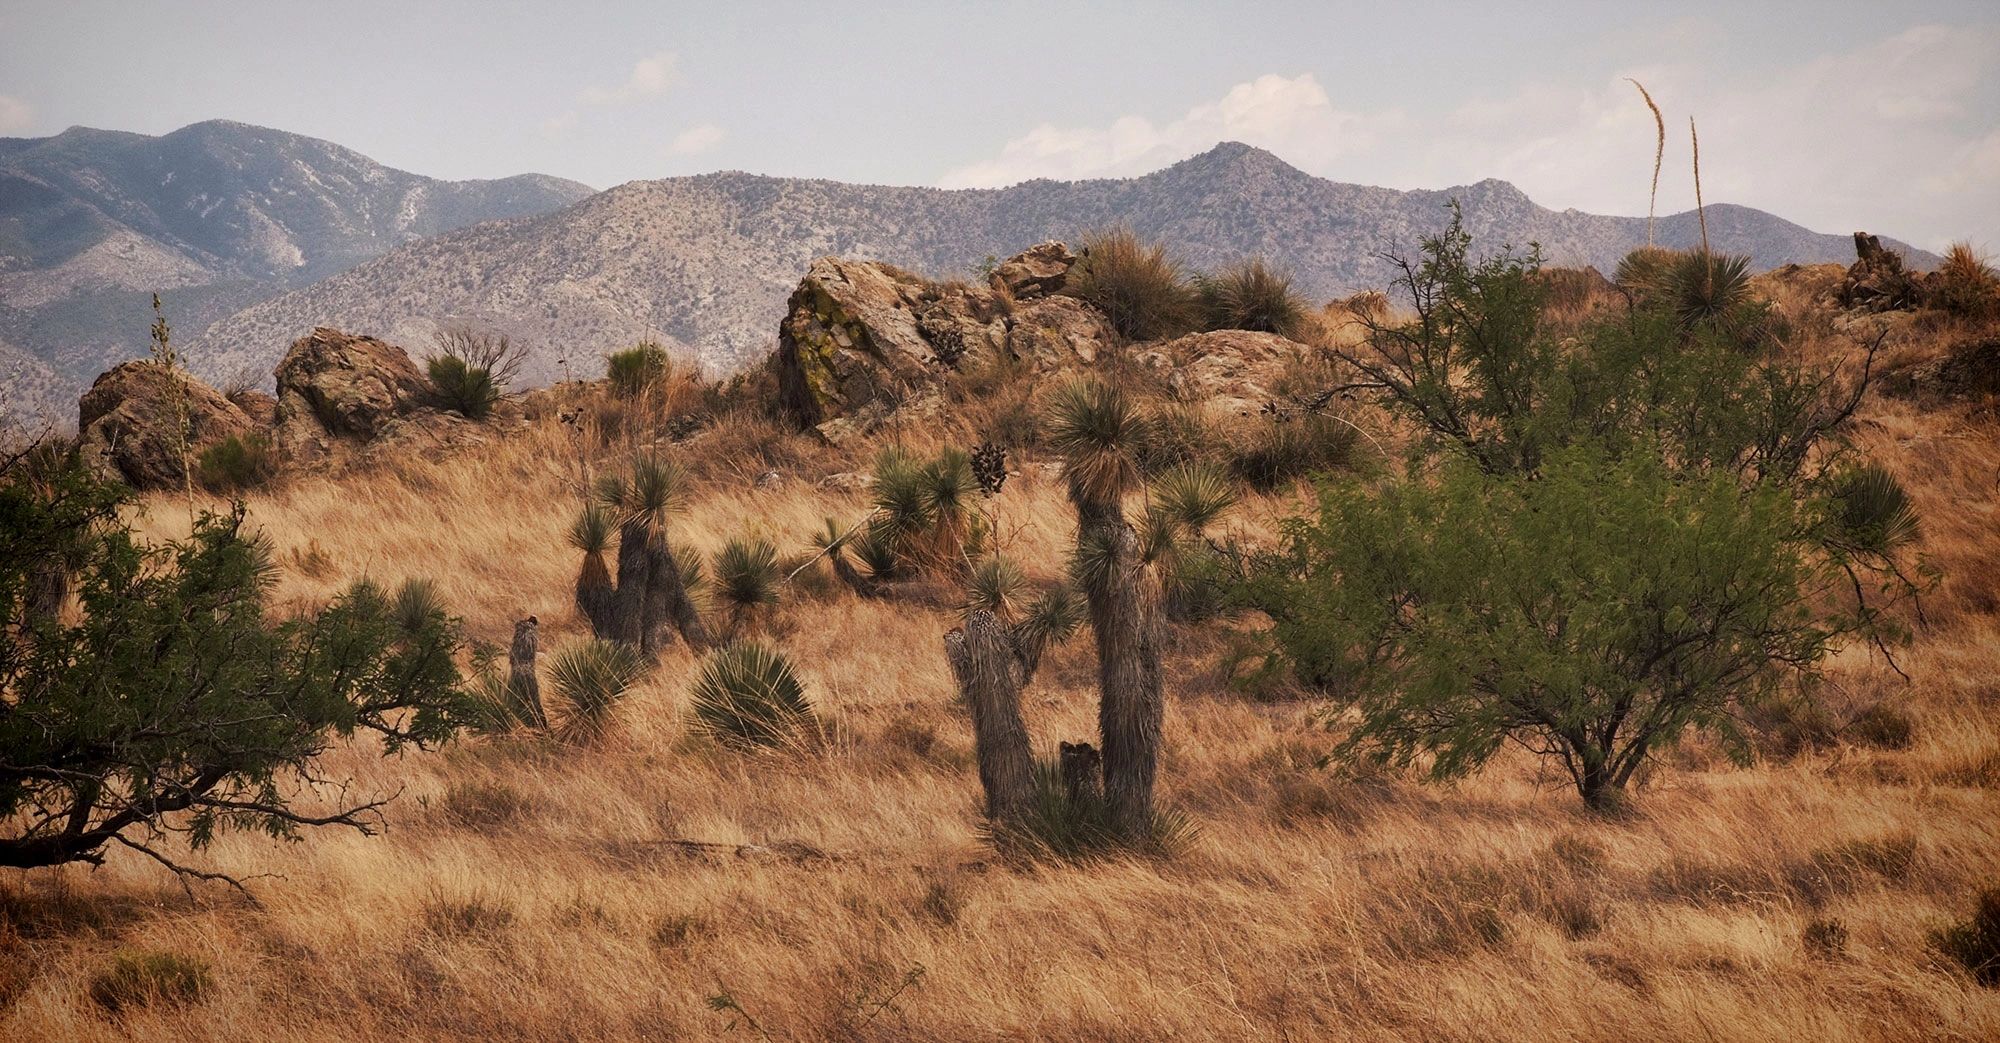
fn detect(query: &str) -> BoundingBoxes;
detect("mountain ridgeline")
[2,123,1936,421]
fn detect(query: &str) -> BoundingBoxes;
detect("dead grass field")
[4,288,2000,1041]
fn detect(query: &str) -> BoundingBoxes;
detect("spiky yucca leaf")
[714,536,781,616]
[669,540,707,595]
[1831,464,1920,554]
[392,578,447,637]
[1668,252,1752,329]
[1047,379,1148,507]
[920,448,979,521]
[598,455,686,532]
[1614,246,1679,295]
[1014,585,1085,663]
[549,639,649,742]
[852,520,902,580]
[1150,462,1239,535]
[567,504,616,555]
[687,642,815,750]
[871,450,933,537]
[965,555,1029,620]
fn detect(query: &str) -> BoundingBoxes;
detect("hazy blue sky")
[2,1,1995,248]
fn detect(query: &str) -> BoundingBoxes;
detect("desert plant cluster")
[4,197,2000,1040]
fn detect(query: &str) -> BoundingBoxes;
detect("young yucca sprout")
[851,519,902,581]
[548,639,649,743]
[713,536,782,636]
[687,642,816,750]
[1011,584,1085,684]
[965,555,1029,621]
[1830,463,1920,555]
[1150,462,1239,536]
[871,448,934,540]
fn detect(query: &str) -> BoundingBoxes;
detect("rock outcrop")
[273,328,432,466]
[1136,330,1313,418]
[1840,233,1925,312]
[76,361,254,489]
[774,244,1109,439]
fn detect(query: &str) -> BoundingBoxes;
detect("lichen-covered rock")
[1136,330,1313,417]
[991,241,1076,299]
[76,360,254,489]
[274,327,430,466]
[775,258,938,429]
[1005,295,1113,370]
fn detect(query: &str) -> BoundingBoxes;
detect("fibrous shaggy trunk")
[650,540,709,650]
[1076,500,1164,840]
[946,612,1035,827]
[613,518,657,654]
[575,554,616,639]
[509,617,546,728]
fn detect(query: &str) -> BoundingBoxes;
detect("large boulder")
[1136,330,1314,418]
[77,360,254,489]
[274,328,431,466]
[1005,295,1113,370]
[991,241,1077,299]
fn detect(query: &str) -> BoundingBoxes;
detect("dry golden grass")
[6,299,2000,1040]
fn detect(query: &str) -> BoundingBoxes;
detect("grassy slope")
[4,284,2000,1041]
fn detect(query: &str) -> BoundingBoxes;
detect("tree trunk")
[947,612,1035,827]
[508,617,545,729]
[575,554,615,638]
[1077,500,1164,840]
[613,518,653,652]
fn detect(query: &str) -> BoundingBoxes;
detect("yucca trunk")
[575,554,616,638]
[613,518,657,653]
[1076,499,1164,839]
[947,612,1035,826]
[508,617,546,729]
[651,541,709,649]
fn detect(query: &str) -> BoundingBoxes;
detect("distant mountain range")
[1,122,1935,422]
[0,119,592,421]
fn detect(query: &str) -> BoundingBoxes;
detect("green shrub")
[607,342,672,395]
[548,639,648,742]
[1934,888,2000,986]
[194,433,275,493]
[1228,414,1357,490]
[427,355,498,419]
[687,642,815,750]
[1064,228,1198,341]
[1199,258,1307,336]
[89,951,212,1012]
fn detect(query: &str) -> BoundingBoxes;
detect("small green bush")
[687,642,815,750]
[1064,228,1198,341]
[89,951,212,1013]
[1199,258,1307,336]
[607,343,672,395]
[427,355,498,419]
[194,433,275,493]
[1933,888,2000,986]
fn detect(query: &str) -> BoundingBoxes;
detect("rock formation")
[76,360,254,489]
[1840,233,1925,312]
[273,328,433,467]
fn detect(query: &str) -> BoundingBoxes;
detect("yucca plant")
[713,536,782,637]
[1667,251,1753,330]
[1931,243,2000,319]
[965,555,1029,621]
[851,519,902,581]
[1614,246,1680,297]
[1150,462,1239,536]
[596,456,707,654]
[548,639,648,743]
[1829,464,1920,555]
[687,642,816,750]
[1011,584,1085,684]
[1199,258,1307,336]
[1064,227,1199,341]
[813,516,880,598]
[568,504,617,638]
[1046,379,1148,516]
[870,448,934,541]
[392,578,448,638]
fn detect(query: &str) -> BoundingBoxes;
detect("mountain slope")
[191,142,1934,386]
[0,119,593,421]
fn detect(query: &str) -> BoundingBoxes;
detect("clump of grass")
[548,639,649,742]
[607,342,672,395]
[1846,702,1915,750]
[653,913,712,950]
[1933,888,2000,986]
[1064,227,1199,341]
[917,875,965,925]
[1803,917,1850,960]
[89,951,212,1013]
[439,780,530,828]
[1930,243,2000,319]
[194,433,275,493]
[427,355,498,419]
[1199,258,1307,337]
[422,891,517,938]
[1228,413,1358,490]
[985,752,1197,861]
[687,642,816,750]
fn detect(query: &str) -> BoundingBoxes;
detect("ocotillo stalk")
[948,611,1035,826]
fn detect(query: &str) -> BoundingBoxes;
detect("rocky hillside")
[191,142,1937,387]
[0,120,592,421]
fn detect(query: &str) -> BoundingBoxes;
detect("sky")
[1,0,1996,250]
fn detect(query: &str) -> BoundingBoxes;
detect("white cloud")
[667,123,724,156]
[580,50,680,107]
[0,95,33,135]
[940,27,2000,251]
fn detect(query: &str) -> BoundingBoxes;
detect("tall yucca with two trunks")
[596,456,708,657]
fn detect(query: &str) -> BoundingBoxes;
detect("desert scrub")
[1198,257,1307,336]
[194,432,275,493]
[1064,227,1198,341]
[425,326,523,420]
[607,342,672,395]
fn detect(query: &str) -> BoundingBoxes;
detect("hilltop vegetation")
[4,226,2000,1040]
